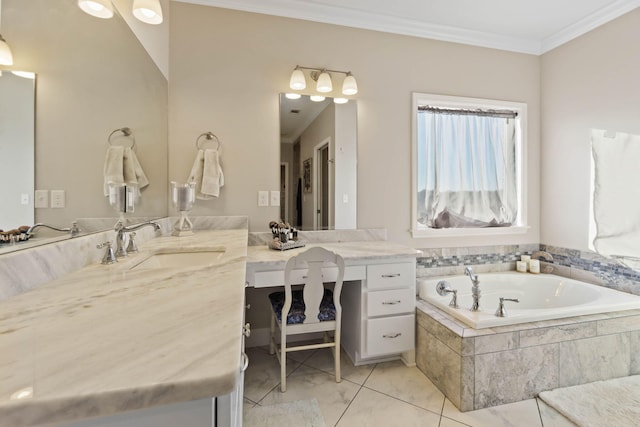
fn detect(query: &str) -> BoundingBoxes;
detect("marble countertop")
[0,229,248,427]
[247,240,422,269]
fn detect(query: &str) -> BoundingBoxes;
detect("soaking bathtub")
[418,271,640,329]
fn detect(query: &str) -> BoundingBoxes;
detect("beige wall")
[540,9,640,251]
[170,3,541,247]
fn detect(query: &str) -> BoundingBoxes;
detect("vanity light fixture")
[288,65,358,96]
[285,93,302,100]
[0,0,13,66]
[77,0,114,19]
[289,67,306,90]
[133,0,163,25]
[309,95,326,102]
[11,70,35,79]
[333,97,348,104]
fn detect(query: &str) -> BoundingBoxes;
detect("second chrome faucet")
[114,221,160,258]
[464,267,481,311]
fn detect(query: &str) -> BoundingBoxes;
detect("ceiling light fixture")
[77,0,114,19]
[0,0,13,66]
[133,0,163,25]
[288,65,358,97]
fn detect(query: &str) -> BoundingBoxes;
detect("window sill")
[411,225,530,239]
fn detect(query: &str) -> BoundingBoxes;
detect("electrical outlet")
[51,190,66,208]
[35,190,49,208]
[258,191,269,207]
[270,190,280,206]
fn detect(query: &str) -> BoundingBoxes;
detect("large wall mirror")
[279,94,357,230]
[0,0,168,253]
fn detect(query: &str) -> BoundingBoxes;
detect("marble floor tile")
[259,367,360,426]
[243,347,303,403]
[336,387,441,427]
[363,360,445,414]
[303,348,376,385]
[443,398,543,427]
[536,398,576,427]
[439,417,471,427]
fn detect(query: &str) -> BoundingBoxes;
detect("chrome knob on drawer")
[381,273,401,278]
[382,332,402,339]
[382,300,401,305]
[242,323,251,337]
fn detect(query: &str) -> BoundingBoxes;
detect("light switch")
[21,193,29,205]
[270,190,280,206]
[258,191,269,207]
[35,190,48,208]
[51,190,66,208]
[343,194,349,203]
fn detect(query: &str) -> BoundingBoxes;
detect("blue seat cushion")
[269,289,336,324]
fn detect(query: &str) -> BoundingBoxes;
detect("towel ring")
[196,132,221,151]
[108,127,136,150]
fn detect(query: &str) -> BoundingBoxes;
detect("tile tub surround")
[416,299,640,412]
[0,228,248,427]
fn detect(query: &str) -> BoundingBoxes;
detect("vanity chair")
[268,247,345,392]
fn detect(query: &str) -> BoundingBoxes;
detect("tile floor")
[242,345,576,426]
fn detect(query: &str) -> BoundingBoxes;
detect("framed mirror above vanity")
[279,94,357,230]
[0,0,168,253]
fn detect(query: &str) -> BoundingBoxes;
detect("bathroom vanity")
[246,241,421,365]
[0,227,248,427]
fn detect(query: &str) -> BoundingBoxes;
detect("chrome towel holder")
[108,127,136,150]
[195,131,221,151]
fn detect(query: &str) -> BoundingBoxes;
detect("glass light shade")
[133,0,163,25]
[77,0,114,19]
[342,73,358,95]
[289,68,306,90]
[285,93,301,100]
[310,95,325,102]
[316,71,332,93]
[333,97,348,104]
[0,35,14,66]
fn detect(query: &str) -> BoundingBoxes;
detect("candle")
[521,255,531,263]
[516,261,528,273]
[529,259,540,274]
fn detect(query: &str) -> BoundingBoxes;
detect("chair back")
[283,247,345,325]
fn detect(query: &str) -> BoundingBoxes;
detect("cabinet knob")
[243,323,251,337]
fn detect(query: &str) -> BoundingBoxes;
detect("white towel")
[103,146,149,196]
[188,149,224,199]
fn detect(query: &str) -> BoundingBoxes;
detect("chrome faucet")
[464,267,481,311]
[114,221,160,258]
[27,221,80,238]
[531,251,554,273]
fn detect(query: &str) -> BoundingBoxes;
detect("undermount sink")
[129,248,226,271]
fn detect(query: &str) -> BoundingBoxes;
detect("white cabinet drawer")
[251,265,366,288]
[367,288,415,317]
[365,314,414,357]
[366,263,415,290]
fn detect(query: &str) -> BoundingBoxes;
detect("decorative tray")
[0,227,31,244]
[268,239,306,251]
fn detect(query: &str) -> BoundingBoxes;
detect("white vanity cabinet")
[341,259,416,366]
[246,248,418,367]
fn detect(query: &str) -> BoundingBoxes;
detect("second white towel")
[188,149,224,199]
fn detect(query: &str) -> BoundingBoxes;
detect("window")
[411,93,527,237]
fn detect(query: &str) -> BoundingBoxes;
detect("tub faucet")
[114,221,160,258]
[531,251,554,273]
[465,267,481,311]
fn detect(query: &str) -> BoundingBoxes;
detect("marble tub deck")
[416,298,640,412]
[0,228,248,427]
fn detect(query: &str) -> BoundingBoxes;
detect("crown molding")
[176,0,639,56]
[541,0,640,53]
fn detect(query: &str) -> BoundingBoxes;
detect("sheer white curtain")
[417,110,518,228]
[591,129,640,270]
